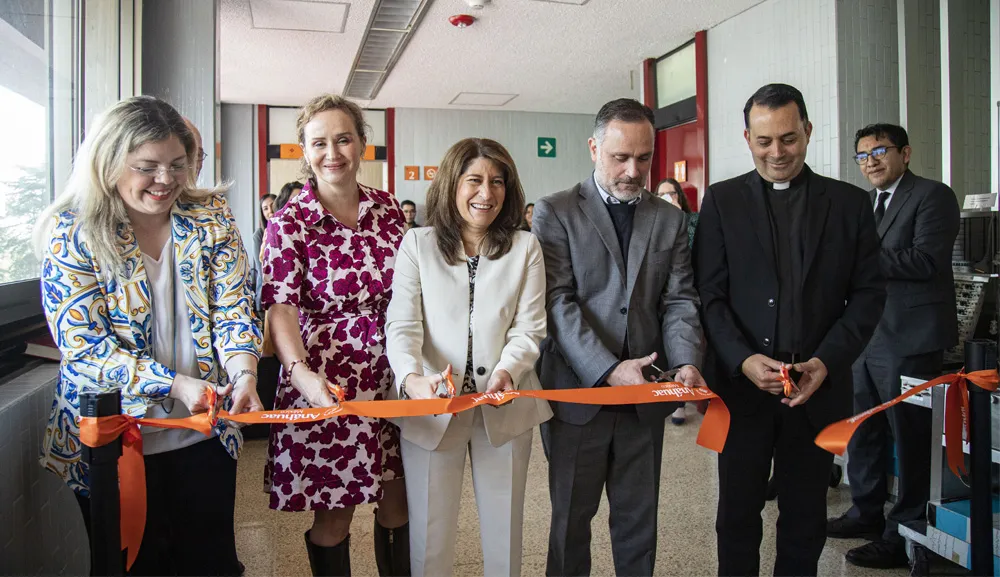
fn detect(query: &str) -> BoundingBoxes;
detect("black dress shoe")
[845,540,909,569]
[826,512,884,540]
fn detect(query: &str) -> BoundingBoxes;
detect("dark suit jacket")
[870,170,959,357]
[533,176,704,426]
[694,166,886,428]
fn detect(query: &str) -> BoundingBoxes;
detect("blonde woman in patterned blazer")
[33,96,262,576]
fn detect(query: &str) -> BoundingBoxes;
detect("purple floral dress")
[260,181,404,511]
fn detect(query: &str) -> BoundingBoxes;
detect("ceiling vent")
[449,92,519,107]
[344,0,432,100]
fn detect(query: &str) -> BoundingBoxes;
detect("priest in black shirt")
[693,84,886,576]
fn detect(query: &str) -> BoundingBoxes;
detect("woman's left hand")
[485,369,514,395]
[229,377,265,414]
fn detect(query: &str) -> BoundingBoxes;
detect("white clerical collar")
[772,181,790,190]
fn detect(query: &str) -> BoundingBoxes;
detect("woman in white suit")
[385,138,552,576]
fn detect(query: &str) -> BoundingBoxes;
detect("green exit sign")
[537,137,556,158]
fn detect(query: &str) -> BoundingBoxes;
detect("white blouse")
[140,239,216,455]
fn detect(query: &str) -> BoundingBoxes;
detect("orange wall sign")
[423,166,438,180]
[363,144,376,161]
[404,166,420,181]
[279,144,303,159]
[674,160,687,182]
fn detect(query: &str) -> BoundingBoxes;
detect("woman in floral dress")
[261,94,408,576]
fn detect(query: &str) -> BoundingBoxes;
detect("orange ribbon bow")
[78,380,729,568]
[814,369,998,480]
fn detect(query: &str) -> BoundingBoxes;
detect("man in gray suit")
[827,123,959,568]
[532,98,705,576]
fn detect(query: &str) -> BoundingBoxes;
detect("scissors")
[650,363,682,383]
[209,385,223,425]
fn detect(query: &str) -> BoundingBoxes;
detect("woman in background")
[655,177,699,426]
[521,202,534,231]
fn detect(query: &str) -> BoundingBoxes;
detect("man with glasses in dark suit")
[827,123,959,569]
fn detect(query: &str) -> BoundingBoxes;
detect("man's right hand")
[606,353,657,387]
[740,354,786,395]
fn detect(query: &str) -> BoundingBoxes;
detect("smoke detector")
[449,14,476,27]
[466,0,490,8]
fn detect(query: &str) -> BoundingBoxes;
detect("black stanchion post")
[963,339,995,577]
[80,389,125,577]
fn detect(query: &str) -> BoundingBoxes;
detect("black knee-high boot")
[304,530,351,576]
[373,519,410,576]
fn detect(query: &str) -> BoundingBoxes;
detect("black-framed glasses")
[198,149,208,162]
[854,145,901,165]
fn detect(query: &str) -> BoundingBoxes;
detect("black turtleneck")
[764,171,808,354]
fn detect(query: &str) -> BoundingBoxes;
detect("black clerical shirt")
[765,177,807,355]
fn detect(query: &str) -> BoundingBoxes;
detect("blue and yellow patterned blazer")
[39,194,262,495]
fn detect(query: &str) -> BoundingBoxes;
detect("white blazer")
[385,227,553,451]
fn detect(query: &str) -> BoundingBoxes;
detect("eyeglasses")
[127,164,191,178]
[854,145,901,165]
[198,149,207,162]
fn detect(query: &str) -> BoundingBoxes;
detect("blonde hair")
[33,96,225,278]
[296,94,370,179]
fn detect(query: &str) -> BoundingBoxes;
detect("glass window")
[0,0,80,286]
[655,42,696,110]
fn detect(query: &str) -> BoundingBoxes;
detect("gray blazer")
[870,169,960,357]
[532,176,704,426]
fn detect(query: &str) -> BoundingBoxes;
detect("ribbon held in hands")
[779,365,798,397]
[78,380,730,569]
[814,369,998,480]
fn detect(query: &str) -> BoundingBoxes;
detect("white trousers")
[401,408,533,577]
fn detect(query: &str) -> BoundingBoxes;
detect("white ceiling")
[220,0,764,114]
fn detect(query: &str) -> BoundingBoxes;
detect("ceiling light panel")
[250,0,350,33]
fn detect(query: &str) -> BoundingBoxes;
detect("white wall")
[946,0,992,200]
[268,106,386,147]
[393,108,596,208]
[992,0,999,198]
[837,0,900,190]
[220,103,258,249]
[707,0,839,183]
[141,0,219,186]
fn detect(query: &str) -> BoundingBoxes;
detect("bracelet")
[230,369,257,387]
[286,358,308,383]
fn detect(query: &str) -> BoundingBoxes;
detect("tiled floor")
[234,405,911,576]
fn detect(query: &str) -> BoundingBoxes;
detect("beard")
[598,174,644,202]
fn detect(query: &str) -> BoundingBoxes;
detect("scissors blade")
[209,386,222,423]
[650,363,681,382]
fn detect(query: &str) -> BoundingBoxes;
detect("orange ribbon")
[78,388,218,569]
[78,381,729,568]
[779,365,798,397]
[814,369,998,480]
